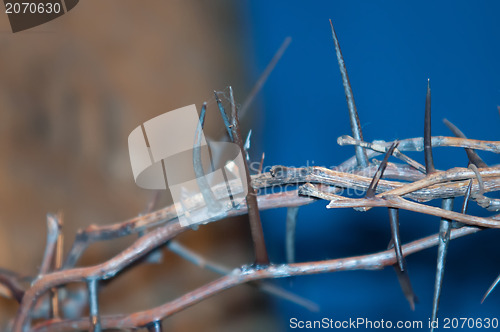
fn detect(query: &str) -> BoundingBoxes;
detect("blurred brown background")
[0,1,275,330]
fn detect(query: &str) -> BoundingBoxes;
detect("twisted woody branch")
[1,20,499,332]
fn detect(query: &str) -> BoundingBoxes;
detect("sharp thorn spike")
[424,79,436,174]
[214,90,233,141]
[431,198,454,326]
[256,281,320,312]
[393,265,418,311]
[388,207,404,271]
[329,19,368,168]
[461,180,473,214]
[443,118,487,168]
[229,86,269,266]
[258,152,265,174]
[87,278,101,332]
[365,142,399,198]
[286,207,299,263]
[387,238,418,310]
[167,240,229,275]
[392,148,427,174]
[482,273,500,303]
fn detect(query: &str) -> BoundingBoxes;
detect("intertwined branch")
[1,21,500,332]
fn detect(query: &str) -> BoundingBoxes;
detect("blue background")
[242,1,500,330]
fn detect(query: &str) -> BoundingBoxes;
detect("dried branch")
[167,240,318,311]
[63,188,313,269]
[261,165,500,202]
[31,225,484,332]
[5,20,500,332]
[325,194,500,228]
[9,121,500,332]
[337,135,500,154]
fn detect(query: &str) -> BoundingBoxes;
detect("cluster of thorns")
[1,20,500,332]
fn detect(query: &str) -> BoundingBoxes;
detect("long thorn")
[257,282,320,312]
[462,180,473,214]
[387,238,418,310]
[392,149,427,174]
[424,79,435,174]
[40,213,62,318]
[87,278,101,332]
[258,152,265,174]
[393,265,418,311]
[443,118,487,168]
[482,274,500,304]
[286,207,299,263]
[329,19,368,168]
[39,214,60,276]
[214,91,233,141]
[240,37,292,117]
[366,142,398,198]
[167,240,228,275]
[388,208,404,271]
[194,102,222,214]
[431,197,454,331]
[50,212,63,319]
[229,86,269,266]
[452,179,473,229]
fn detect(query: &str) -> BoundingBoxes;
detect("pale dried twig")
[31,225,485,332]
